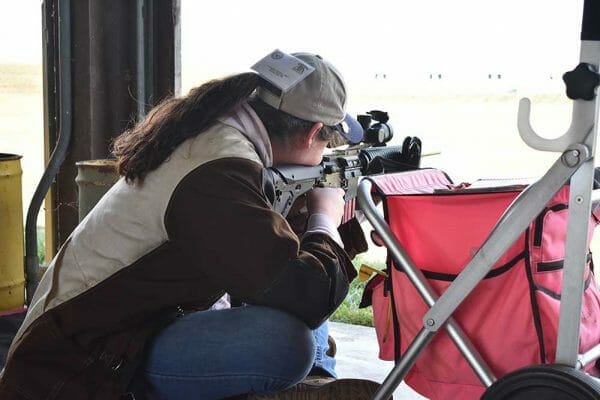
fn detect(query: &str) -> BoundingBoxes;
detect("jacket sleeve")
[164,157,357,328]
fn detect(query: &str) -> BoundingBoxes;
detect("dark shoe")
[245,378,390,399]
[326,335,336,358]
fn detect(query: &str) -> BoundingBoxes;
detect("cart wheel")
[481,364,600,399]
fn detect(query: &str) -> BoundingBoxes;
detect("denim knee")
[255,306,316,383]
[135,305,318,399]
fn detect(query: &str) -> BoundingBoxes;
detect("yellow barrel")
[75,159,119,222]
[0,153,26,311]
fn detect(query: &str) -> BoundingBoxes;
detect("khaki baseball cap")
[254,51,363,144]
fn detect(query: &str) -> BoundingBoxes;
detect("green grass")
[36,226,45,264]
[330,255,386,327]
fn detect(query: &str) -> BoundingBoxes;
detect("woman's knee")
[249,306,316,379]
[143,306,316,379]
[134,306,318,398]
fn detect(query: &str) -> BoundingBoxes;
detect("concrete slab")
[329,321,426,399]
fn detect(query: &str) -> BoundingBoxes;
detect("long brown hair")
[112,72,260,183]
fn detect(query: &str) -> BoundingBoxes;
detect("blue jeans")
[129,305,335,399]
[309,319,336,378]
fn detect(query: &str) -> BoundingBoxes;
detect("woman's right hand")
[306,187,345,226]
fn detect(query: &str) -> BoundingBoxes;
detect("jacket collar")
[218,102,273,167]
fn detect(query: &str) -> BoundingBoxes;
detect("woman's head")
[112,51,361,182]
[247,97,337,143]
[253,51,363,146]
[247,96,338,165]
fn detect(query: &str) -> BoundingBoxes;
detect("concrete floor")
[329,322,426,400]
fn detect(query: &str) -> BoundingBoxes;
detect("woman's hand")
[306,187,345,226]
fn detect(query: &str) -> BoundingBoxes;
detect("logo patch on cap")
[251,49,316,92]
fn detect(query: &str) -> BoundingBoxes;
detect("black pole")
[88,0,138,159]
[26,0,73,304]
[581,0,600,41]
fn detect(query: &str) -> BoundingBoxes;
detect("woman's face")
[293,138,329,166]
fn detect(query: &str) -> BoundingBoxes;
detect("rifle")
[266,111,422,220]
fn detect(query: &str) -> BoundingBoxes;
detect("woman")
[0,51,378,399]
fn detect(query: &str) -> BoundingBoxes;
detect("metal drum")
[75,159,119,222]
[0,153,26,311]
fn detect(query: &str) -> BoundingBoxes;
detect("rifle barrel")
[359,146,405,170]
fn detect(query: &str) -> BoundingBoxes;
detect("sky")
[179,0,584,92]
[0,0,585,93]
[0,1,43,64]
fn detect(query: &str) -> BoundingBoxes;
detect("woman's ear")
[301,122,323,149]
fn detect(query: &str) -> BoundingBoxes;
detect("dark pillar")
[42,0,180,253]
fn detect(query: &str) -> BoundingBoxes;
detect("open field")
[1,63,598,264]
[2,64,574,210]
[0,64,44,225]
